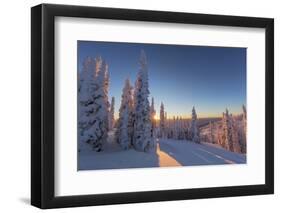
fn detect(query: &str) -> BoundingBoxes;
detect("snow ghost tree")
[190,106,200,143]
[79,57,109,152]
[116,79,134,149]
[108,97,115,131]
[132,50,153,152]
[159,102,166,138]
[150,97,156,138]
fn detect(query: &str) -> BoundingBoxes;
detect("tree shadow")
[79,145,160,170]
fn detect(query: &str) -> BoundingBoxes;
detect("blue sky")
[78,41,246,119]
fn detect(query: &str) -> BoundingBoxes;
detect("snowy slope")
[79,138,246,171]
[158,140,246,166]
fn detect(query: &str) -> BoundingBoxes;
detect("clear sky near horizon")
[78,41,246,119]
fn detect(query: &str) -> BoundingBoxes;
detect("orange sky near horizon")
[114,111,243,120]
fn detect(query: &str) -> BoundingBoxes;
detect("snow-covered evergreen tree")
[242,104,247,142]
[116,79,134,149]
[222,110,229,150]
[190,106,200,143]
[132,50,153,152]
[175,116,180,139]
[150,97,156,138]
[159,102,165,138]
[229,114,241,153]
[164,111,168,137]
[184,120,190,140]
[103,62,110,130]
[221,109,234,152]
[178,116,185,140]
[92,59,109,151]
[172,119,176,139]
[79,57,109,152]
[108,97,115,131]
[209,121,215,143]
[233,105,247,153]
[78,56,96,139]
[131,77,138,140]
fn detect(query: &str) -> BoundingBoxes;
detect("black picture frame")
[31,3,274,209]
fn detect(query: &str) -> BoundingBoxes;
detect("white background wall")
[0,0,279,212]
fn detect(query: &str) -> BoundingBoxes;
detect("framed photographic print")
[31,3,274,209]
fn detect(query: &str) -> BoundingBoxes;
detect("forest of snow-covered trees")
[78,50,247,170]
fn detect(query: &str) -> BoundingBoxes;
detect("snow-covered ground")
[78,137,246,170]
